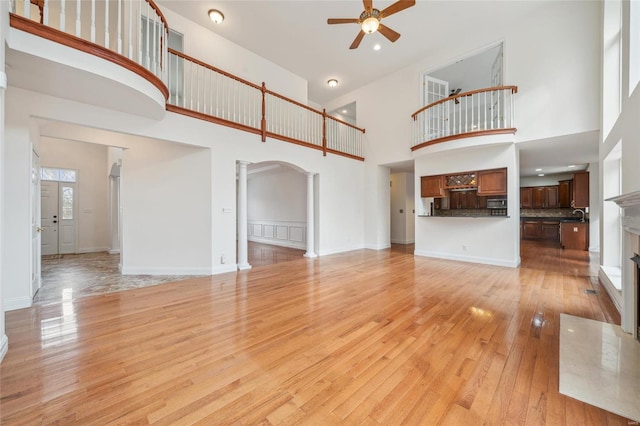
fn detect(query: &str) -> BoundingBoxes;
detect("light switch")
[400,209,403,213]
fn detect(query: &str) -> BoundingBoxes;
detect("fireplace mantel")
[607,191,640,235]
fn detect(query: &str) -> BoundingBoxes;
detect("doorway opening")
[40,167,78,256]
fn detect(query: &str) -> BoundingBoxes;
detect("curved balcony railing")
[411,86,518,151]
[167,49,365,160]
[10,0,169,98]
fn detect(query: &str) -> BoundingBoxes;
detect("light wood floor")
[0,241,628,424]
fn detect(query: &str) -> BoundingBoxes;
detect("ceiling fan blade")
[380,0,416,18]
[350,31,366,49]
[378,24,401,43]
[363,0,373,12]
[328,18,360,24]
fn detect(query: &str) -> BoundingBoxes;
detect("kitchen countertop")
[520,216,588,223]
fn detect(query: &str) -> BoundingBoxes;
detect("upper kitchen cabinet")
[572,172,589,208]
[558,180,573,208]
[421,175,446,198]
[477,168,507,196]
[520,187,533,208]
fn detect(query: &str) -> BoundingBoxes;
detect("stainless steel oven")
[487,198,507,209]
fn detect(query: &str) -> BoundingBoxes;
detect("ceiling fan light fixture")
[327,79,338,88]
[208,9,224,24]
[361,16,379,34]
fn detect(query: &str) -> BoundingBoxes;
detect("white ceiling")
[156,0,545,106]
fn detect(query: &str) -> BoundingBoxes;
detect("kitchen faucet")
[573,208,586,222]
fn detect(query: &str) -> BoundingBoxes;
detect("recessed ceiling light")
[373,44,381,51]
[568,165,576,168]
[535,168,542,172]
[342,109,348,114]
[327,79,338,88]
[538,173,545,177]
[208,9,224,24]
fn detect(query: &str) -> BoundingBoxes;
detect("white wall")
[520,173,575,187]
[390,172,415,244]
[414,141,520,267]
[40,138,110,253]
[248,168,306,222]
[0,0,8,361]
[121,139,212,274]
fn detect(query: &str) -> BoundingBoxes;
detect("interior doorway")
[41,171,78,255]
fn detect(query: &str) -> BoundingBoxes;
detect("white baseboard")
[248,236,305,250]
[121,266,211,275]
[212,264,238,275]
[413,250,520,268]
[108,249,121,254]
[319,245,365,256]
[0,334,7,363]
[589,246,600,253]
[77,247,111,254]
[3,296,32,311]
[598,266,622,313]
[390,239,415,244]
[363,244,391,251]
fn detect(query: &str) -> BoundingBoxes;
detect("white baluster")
[75,0,81,37]
[117,0,122,54]
[127,0,132,59]
[104,0,109,49]
[90,0,96,42]
[23,0,29,20]
[60,0,66,32]
[152,13,157,75]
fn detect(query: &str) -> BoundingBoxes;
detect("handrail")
[411,85,518,119]
[10,0,169,89]
[411,85,518,150]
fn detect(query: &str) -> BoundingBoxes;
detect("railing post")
[261,82,266,142]
[322,109,327,157]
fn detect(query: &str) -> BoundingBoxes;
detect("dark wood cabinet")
[477,168,507,196]
[523,220,560,241]
[561,222,588,250]
[572,172,589,208]
[542,221,560,241]
[523,221,543,239]
[421,175,445,198]
[558,180,572,208]
[520,187,532,208]
[525,186,559,209]
[450,190,479,209]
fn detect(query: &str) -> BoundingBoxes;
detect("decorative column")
[304,172,318,258]
[237,161,251,270]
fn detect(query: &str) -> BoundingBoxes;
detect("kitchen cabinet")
[522,221,543,239]
[558,180,572,208]
[522,220,560,241]
[450,190,479,209]
[520,187,532,208]
[542,221,560,241]
[529,186,558,209]
[421,175,446,198]
[572,172,589,208]
[561,222,588,250]
[477,168,507,196]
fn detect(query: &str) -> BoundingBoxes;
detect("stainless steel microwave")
[487,198,507,209]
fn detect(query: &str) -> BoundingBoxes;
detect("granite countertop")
[520,216,588,223]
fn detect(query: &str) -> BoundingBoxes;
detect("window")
[603,0,622,140]
[62,186,74,220]
[630,0,640,95]
[41,167,77,182]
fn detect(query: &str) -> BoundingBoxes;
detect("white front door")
[58,183,77,254]
[423,75,449,139]
[31,151,41,297]
[41,181,58,255]
[41,181,77,255]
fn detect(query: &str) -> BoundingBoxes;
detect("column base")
[237,263,252,270]
[303,252,318,258]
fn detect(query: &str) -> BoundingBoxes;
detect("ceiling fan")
[327,0,416,50]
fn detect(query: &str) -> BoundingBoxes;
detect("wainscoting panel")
[248,220,306,249]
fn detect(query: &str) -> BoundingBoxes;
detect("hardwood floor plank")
[0,241,632,424]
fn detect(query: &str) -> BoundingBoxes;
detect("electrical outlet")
[462,244,468,251]
[221,254,227,264]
